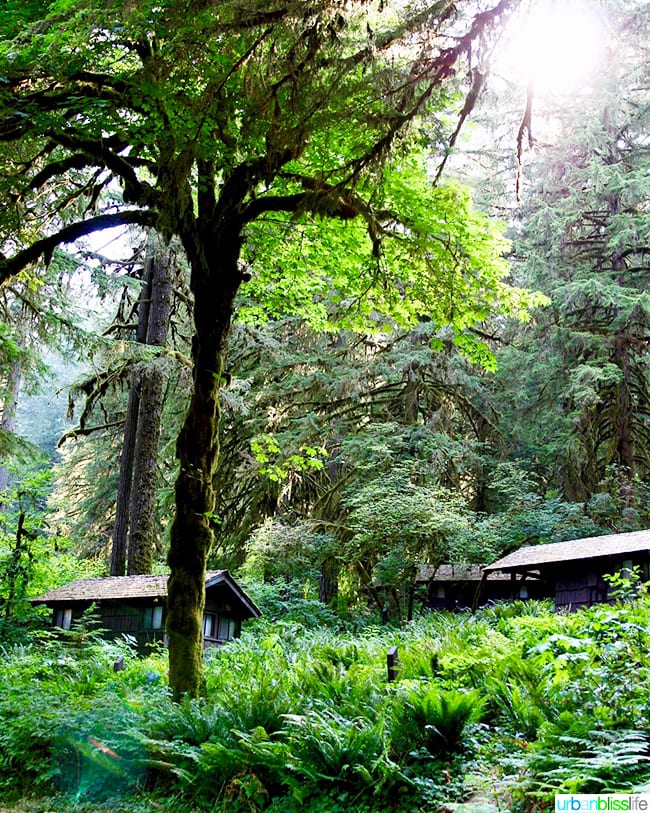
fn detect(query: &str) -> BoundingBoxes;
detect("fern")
[283,709,400,790]
[391,686,484,759]
[507,724,650,804]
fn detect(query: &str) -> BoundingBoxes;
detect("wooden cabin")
[484,530,650,611]
[419,564,549,610]
[30,570,261,647]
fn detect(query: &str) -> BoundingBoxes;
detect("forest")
[1,0,649,810]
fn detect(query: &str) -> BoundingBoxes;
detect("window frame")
[203,611,236,641]
[54,608,73,630]
[143,605,164,630]
[203,612,216,638]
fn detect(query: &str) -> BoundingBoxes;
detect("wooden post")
[387,645,400,682]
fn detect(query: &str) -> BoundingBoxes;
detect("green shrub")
[2,592,650,811]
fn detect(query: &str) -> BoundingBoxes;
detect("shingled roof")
[30,570,261,618]
[484,530,650,573]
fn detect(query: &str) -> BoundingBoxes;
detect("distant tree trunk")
[319,556,339,604]
[0,357,21,505]
[315,458,345,606]
[406,572,416,622]
[402,364,420,424]
[111,243,174,576]
[110,262,153,575]
[613,335,636,510]
[127,249,173,574]
[3,511,31,620]
[110,384,141,575]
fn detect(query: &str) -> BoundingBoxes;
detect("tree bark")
[0,356,21,504]
[110,381,141,575]
[110,262,152,575]
[614,335,636,510]
[166,214,243,700]
[4,511,28,620]
[111,244,174,576]
[319,556,339,605]
[127,249,173,574]
[126,366,164,574]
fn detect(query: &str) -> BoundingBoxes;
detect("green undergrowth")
[2,588,650,812]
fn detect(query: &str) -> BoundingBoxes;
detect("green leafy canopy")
[242,154,546,369]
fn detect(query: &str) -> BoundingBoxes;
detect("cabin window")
[203,612,216,638]
[435,586,446,599]
[519,585,529,599]
[143,606,164,629]
[621,559,634,577]
[218,616,235,641]
[203,612,235,640]
[55,608,72,630]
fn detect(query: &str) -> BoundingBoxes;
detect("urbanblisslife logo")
[556,796,650,812]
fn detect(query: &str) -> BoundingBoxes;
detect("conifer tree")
[505,0,650,509]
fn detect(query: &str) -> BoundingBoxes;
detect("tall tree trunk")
[166,212,243,700]
[127,249,173,574]
[0,357,21,504]
[110,262,153,575]
[4,511,29,620]
[111,384,141,575]
[111,244,174,576]
[614,335,636,510]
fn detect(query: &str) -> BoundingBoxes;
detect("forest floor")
[0,799,500,813]
[0,798,162,813]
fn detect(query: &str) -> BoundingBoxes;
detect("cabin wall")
[425,577,551,611]
[51,601,167,648]
[37,573,259,651]
[49,598,243,649]
[553,570,606,611]
[426,582,483,610]
[552,555,649,611]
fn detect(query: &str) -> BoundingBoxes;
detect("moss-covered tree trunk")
[166,192,244,698]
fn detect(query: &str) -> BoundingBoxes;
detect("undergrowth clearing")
[2,586,650,812]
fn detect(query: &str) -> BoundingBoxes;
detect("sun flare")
[499,0,608,95]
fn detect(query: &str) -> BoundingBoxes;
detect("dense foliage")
[2,586,650,812]
[0,0,535,697]
[1,5,650,810]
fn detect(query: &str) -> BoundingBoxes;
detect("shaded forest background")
[1,0,649,633]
